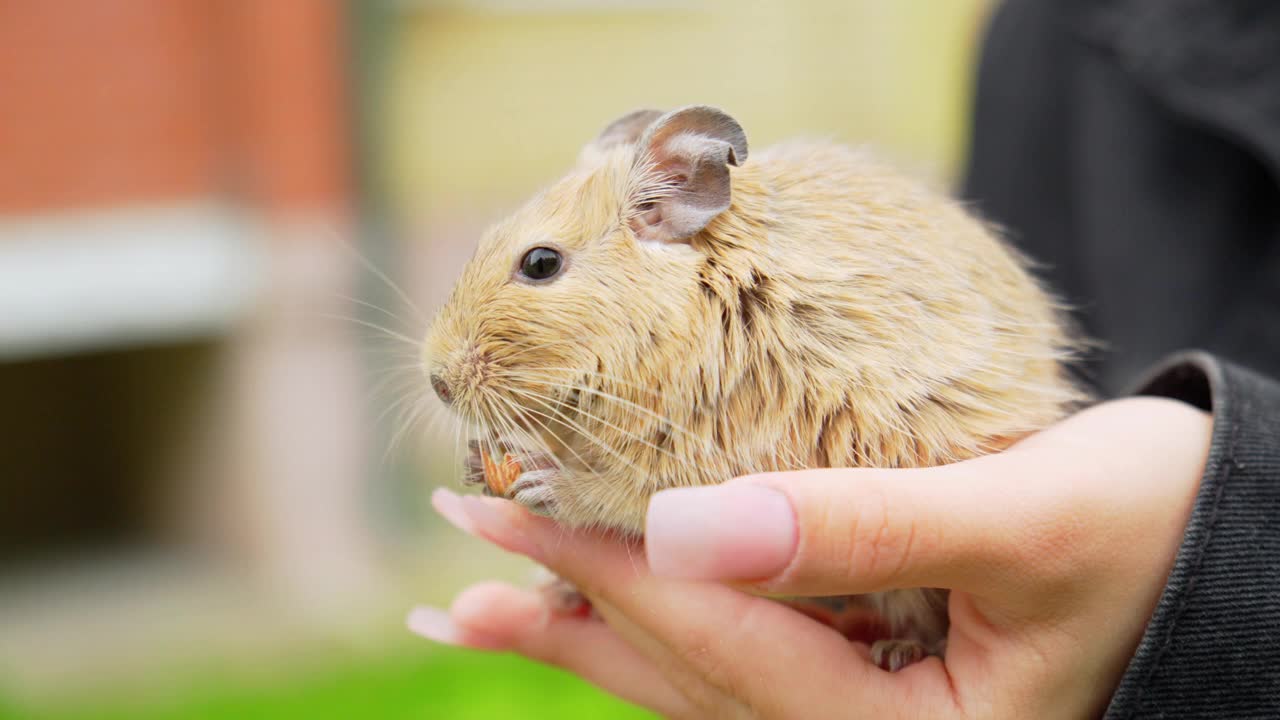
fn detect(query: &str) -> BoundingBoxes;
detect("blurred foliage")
[1,649,654,720]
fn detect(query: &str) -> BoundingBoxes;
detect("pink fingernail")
[432,488,477,536]
[646,484,797,581]
[433,488,543,559]
[407,606,461,644]
[458,495,542,559]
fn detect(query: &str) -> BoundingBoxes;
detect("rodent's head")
[423,106,748,439]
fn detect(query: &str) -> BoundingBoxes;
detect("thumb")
[645,455,1061,599]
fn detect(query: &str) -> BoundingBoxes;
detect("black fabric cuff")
[1105,351,1280,718]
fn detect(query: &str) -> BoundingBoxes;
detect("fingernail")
[646,484,797,581]
[432,488,477,535]
[432,488,542,558]
[407,606,461,644]
[460,494,543,559]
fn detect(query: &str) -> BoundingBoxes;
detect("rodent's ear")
[592,109,665,151]
[578,109,664,163]
[630,105,748,244]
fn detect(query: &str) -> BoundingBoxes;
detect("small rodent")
[423,106,1083,670]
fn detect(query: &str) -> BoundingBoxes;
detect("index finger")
[647,397,1212,607]
[644,461,1051,604]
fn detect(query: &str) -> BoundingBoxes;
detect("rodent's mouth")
[563,387,582,411]
[461,383,583,451]
[549,386,584,433]
[520,384,582,424]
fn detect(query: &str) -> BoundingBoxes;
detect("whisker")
[321,225,430,325]
[506,386,676,475]
[333,292,418,330]
[495,339,584,363]
[383,392,430,469]
[496,367,665,398]
[520,379,723,464]
[488,394,563,468]
[322,313,422,347]
[493,392,599,476]
[507,389,642,475]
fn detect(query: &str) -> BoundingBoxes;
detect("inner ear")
[629,106,748,245]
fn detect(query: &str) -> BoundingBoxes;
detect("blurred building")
[0,0,991,710]
[0,0,385,698]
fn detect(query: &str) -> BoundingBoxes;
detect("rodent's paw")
[870,639,928,672]
[537,573,593,619]
[463,441,487,488]
[463,438,506,489]
[509,469,559,517]
[464,441,557,499]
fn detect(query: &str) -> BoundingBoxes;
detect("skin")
[410,397,1212,719]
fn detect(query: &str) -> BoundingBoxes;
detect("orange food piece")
[483,452,522,497]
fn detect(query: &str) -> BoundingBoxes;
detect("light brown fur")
[424,107,1084,666]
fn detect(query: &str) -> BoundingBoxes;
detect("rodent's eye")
[518,246,564,282]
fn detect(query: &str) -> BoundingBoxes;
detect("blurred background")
[0,1,991,717]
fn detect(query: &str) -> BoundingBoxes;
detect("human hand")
[409,397,1211,719]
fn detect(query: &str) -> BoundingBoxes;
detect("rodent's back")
[697,140,1079,460]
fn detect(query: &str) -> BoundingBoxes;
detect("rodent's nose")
[430,374,453,405]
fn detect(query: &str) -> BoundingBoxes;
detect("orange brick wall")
[0,1,348,217]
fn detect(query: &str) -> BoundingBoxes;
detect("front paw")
[463,439,488,488]
[509,468,559,516]
[464,441,555,495]
[870,639,927,672]
[537,571,592,618]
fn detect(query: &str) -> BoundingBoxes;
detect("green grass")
[1,648,656,720]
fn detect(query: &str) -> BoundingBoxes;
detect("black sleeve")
[962,0,1280,393]
[1210,253,1280,380]
[1104,352,1280,719]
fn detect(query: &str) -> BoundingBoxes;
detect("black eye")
[519,246,564,281]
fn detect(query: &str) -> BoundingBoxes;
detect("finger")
[431,489,952,717]
[647,396,1211,606]
[644,464,1023,597]
[644,447,1101,605]
[409,581,691,718]
[580,571,956,720]
[577,595,752,717]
